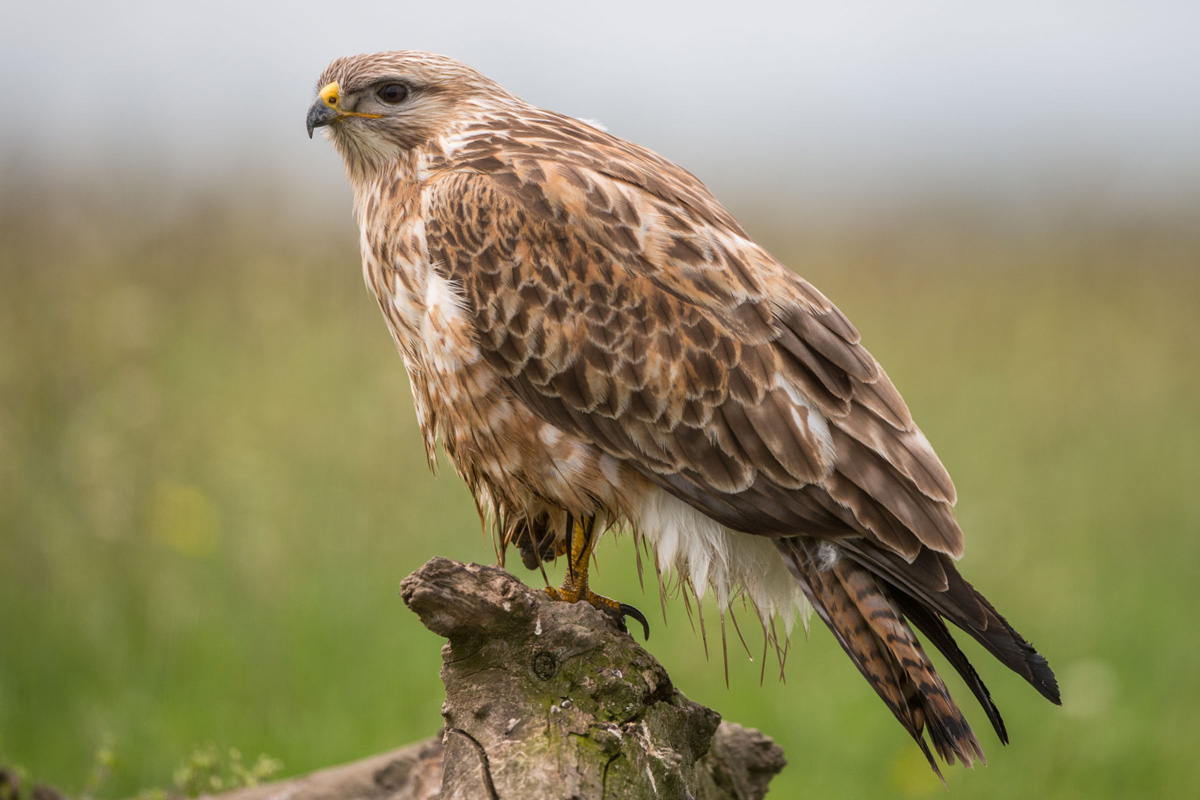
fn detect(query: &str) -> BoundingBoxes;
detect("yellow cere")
[318,80,383,120]
[319,81,340,108]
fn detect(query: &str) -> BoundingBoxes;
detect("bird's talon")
[546,585,648,640]
[619,602,651,641]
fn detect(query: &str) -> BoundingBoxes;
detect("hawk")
[307,51,1059,773]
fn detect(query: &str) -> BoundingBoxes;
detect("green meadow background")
[2,183,1198,799]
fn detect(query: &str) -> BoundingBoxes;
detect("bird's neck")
[348,148,430,224]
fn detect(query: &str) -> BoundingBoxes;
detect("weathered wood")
[206,558,785,800]
[198,740,443,800]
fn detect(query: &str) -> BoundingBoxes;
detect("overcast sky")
[3,0,1198,216]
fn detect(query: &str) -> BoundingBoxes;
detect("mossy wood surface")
[201,558,785,800]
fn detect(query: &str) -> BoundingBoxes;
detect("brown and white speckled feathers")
[310,50,1059,772]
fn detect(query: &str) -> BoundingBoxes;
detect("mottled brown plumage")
[307,50,1059,774]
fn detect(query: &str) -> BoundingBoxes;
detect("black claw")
[619,602,651,641]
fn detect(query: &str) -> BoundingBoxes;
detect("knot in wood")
[531,650,558,680]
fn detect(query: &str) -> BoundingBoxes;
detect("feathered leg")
[546,515,650,639]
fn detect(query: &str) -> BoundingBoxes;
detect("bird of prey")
[307,51,1059,773]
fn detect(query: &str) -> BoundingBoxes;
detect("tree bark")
[206,558,785,800]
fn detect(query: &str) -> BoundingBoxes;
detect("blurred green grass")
[2,187,1198,798]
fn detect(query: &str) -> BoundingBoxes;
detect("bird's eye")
[377,83,409,104]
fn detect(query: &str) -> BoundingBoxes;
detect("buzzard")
[307,51,1058,773]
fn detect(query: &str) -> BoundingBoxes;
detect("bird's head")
[307,51,513,181]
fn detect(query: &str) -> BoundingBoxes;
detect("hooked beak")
[306,81,342,138]
[306,101,339,138]
[306,80,382,138]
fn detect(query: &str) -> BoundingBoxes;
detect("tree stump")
[206,558,785,800]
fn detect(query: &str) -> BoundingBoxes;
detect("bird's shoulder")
[435,106,744,233]
[421,108,852,328]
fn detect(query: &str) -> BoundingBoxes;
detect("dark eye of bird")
[377,83,408,104]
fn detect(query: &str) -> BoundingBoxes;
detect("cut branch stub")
[399,557,785,800]
[198,557,785,800]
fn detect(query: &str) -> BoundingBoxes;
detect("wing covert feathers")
[423,129,962,556]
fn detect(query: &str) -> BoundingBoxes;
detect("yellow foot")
[544,586,650,640]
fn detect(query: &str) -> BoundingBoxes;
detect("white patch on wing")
[773,374,835,470]
[633,487,808,634]
[420,271,475,372]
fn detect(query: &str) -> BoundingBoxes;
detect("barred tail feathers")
[778,538,986,775]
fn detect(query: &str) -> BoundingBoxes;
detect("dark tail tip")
[1027,650,1061,705]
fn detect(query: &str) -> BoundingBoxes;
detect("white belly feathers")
[633,486,810,636]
